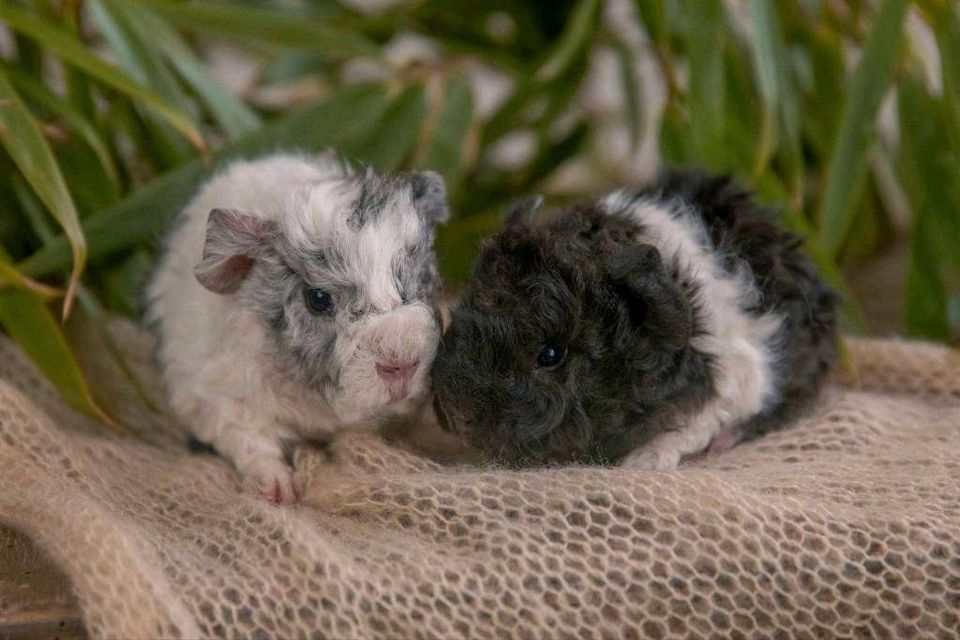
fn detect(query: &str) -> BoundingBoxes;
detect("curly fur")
[146,153,448,502]
[432,170,838,467]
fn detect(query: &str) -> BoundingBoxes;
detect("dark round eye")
[536,343,566,368]
[303,288,333,315]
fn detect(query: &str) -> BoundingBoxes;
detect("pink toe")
[261,481,281,504]
[708,430,737,454]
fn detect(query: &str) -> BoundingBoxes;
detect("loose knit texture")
[0,320,958,639]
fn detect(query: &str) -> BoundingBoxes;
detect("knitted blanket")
[0,322,958,639]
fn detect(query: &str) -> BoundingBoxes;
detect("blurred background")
[0,0,957,424]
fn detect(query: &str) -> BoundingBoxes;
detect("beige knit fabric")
[0,323,958,639]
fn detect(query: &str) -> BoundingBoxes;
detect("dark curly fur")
[432,170,838,466]
[640,171,839,440]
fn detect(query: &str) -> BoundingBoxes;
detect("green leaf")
[90,0,191,111]
[89,0,196,166]
[0,4,207,155]
[108,1,261,139]
[660,103,694,165]
[56,139,122,216]
[748,0,800,178]
[11,174,56,245]
[480,79,537,148]
[436,211,501,285]
[798,26,846,162]
[684,0,726,165]
[419,74,474,190]
[0,68,85,319]
[897,76,960,340]
[534,56,590,139]
[75,285,161,414]
[634,0,678,93]
[99,250,155,319]
[905,214,950,340]
[20,83,387,279]
[140,0,378,58]
[749,1,781,132]
[713,42,761,175]
[535,0,602,84]
[0,252,61,298]
[514,122,589,191]
[612,37,643,152]
[923,0,960,157]
[634,0,668,46]
[5,65,120,188]
[0,256,122,433]
[61,2,99,123]
[483,0,599,149]
[817,0,909,255]
[345,84,427,170]
[261,51,332,86]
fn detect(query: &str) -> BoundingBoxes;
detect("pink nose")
[375,360,419,401]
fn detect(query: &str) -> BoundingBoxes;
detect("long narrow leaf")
[684,0,726,165]
[111,1,261,139]
[436,211,501,285]
[6,65,120,187]
[0,68,85,319]
[419,74,474,189]
[140,0,378,58]
[905,187,955,340]
[898,76,959,339]
[89,0,196,166]
[0,253,61,298]
[0,4,206,155]
[922,0,960,157]
[345,84,427,170]
[748,0,800,179]
[61,0,99,123]
[612,37,643,152]
[20,83,387,279]
[634,0,668,46]
[90,0,191,110]
[535,0,602,84]
[817,0,909,255]
[482,0,599,149]
[0,244,122,433]
[905,214,950,340]
[76,286,161,414]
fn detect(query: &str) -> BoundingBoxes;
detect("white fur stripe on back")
[604,192,783,467]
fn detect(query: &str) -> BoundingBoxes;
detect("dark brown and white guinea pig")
[146,153,448,503]
[431,170,838,469]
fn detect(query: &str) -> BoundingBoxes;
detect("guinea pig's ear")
[503,195,543,230]
[606,244,692,350]
[409,170,450,225]
[194,208,276,295]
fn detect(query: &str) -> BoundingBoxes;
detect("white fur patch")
[601,192,784,469]
[146,153,441,492]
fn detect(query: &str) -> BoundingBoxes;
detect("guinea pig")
[146,152,448,503]
[431,170,838,469]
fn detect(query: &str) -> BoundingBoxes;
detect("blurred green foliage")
[0,0,958,426]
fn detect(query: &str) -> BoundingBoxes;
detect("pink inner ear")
[194,254,255,295]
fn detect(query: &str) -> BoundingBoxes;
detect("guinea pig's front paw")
[242,457,302,505]
[621,447,681,471]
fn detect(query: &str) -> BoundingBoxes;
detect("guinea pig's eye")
[536,342,566,369]
[303,288,333,315]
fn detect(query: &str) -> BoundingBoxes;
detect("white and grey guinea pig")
[146,152,449,504]
[431,170,838,469]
